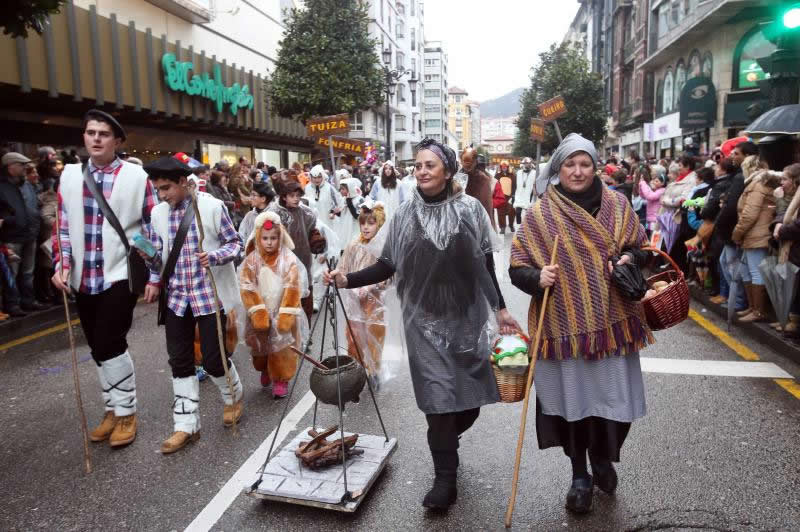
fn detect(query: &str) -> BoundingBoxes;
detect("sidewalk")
[689,285,800,365]
[0,301,77,349]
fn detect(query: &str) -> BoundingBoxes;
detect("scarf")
[677,169,691,182]
[511,184,654,360]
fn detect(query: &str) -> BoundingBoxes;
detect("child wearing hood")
[337,176,364,246]
[239,211,310,398]
[337,200,388,388]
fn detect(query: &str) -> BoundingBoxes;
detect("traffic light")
[783,3,800,29]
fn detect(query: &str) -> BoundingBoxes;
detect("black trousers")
[426,408,480,452]
[165,305,231,379]
[515,207,524,225]
[75,281,139,365]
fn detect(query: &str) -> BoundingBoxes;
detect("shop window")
[351,111,364,132]
[674,61,686,108]
[733,25,777,90]
[702,52,713,78]
[663,69,674,113]
[688,49,701,78]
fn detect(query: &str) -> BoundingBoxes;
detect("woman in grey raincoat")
[325,138,520,511]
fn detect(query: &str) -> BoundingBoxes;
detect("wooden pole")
[552,120,563,143]
[504,235,559,528]
[54,206,92,474]
[328,135,337,182]
[190,188,238,436]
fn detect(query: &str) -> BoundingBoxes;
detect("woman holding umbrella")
[509,133,654,514]
[325,138,520,511]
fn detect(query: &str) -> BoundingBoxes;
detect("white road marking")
[640,358,792,379]
[185,390,317,532]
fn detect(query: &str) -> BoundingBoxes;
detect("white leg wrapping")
[95,363,113,412]
[101,351,137,416]
[172,376,200,434]
[311,257,326,307]
[210,362,243,405]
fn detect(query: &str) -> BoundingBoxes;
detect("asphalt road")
[1,236,799,531]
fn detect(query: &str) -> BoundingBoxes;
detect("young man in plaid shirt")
[52,109,159,448]
[140,156,244,454]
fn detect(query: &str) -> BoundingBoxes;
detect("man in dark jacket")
[0,152,47,315]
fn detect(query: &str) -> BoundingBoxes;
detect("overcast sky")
[423,0,580,102]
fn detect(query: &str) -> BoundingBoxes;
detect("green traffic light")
[784,6,800,29]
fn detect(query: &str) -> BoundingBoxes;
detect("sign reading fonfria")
[316,136,367,156]
[161,53,254,115]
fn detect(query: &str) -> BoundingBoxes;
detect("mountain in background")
[479,87,525,118]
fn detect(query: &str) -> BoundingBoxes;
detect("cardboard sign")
[307,114,350,137]
[529,119,546,142]
[538,96,567,122]
[490,156,522,166]
[317,136,367,156]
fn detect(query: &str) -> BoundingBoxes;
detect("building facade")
[423,40,450,143]
[347,0,424,164]
[0,0,312,167]
[447,87,470,150]
[480,116,517,142]
[467,101,482,148]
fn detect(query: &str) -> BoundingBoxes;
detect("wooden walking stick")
[504,235,559,528]
[54,206,92,474]
[190,189,238,435]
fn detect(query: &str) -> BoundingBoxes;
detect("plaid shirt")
[54,158,159,294]
[147,197,242,317]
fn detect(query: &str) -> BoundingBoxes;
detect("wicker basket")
[492,365,531,403]
[641,246,690,330]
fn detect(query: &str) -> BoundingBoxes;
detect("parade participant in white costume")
[304,165,342,222]
[514,157,538,224]
[141,157,244,454]
[336,177,365,247]
[52,109,159,448]
[369,160,412,219]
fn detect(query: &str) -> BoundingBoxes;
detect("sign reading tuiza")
[161,53,254,115]
[306,114,350,137]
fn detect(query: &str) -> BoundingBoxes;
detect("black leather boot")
[591,461,618,494]
[565,476,593,514]
[422,451,458,510]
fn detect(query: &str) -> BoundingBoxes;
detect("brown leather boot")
[223,400,244,427]
[737,283,753,317]
[739,285,767,323]
[160,431,200,454]
[783,314,800,338]
[109,414,137,447]
[89,411,117,442]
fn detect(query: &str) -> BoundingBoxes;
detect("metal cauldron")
[309,355,366,406]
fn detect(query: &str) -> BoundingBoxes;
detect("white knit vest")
[150,192,242,314]
[59,161,148,291]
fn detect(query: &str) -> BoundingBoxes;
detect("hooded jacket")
[732,169,782,249]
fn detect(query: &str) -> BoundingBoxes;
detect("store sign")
[529,119,546,142]
[316,136,367,156]
[307,114,350,137]
[679,77,717,130]
[643,123,654,142]
[161,53,254,115]
[538,96,567,122]
[652,112,681,141]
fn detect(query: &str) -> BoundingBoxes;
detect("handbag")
[82,163,148,295]
[696,220,714,247]
[157,206,196,325]
[609,254,649,301]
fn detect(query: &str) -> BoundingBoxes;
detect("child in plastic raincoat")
[239,211,310,398]
[338,200,388,388]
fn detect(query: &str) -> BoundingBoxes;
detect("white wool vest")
[150,192,242,314]
[59,161,148,291]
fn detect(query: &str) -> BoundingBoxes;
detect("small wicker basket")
[641,246,690,330]
[492,365,531,403]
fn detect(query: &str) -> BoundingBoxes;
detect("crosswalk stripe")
[640,357,792,379]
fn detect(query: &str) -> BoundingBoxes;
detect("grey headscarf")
[546,133,599,182]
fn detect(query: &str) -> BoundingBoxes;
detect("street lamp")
[381,48,417,162]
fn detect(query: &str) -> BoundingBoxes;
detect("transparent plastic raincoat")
[268,202,317,286]
[239,213,310,382]
[371,188,501,414]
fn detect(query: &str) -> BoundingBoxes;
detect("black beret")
[144,156,192,180]
[84,109,126,141]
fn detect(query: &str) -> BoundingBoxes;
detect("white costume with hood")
[336,177,365,247]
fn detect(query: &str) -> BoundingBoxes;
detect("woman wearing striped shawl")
[510,133,654,514]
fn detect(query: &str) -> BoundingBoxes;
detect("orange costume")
[338,202,388,377]
[239,211,310,395]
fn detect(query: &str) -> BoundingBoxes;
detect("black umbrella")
[744,104,800,136]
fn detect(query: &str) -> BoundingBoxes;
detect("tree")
[268,0,385,122]
[514,42,606,157]
[1,1,65,38]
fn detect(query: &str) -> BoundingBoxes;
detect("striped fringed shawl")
[511,184,654,360]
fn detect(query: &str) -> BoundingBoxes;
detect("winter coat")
[700,174,732,222]
[732,170,782,249]
[638,179,665,223]
[0,175,35,243]
[714,171,746,246]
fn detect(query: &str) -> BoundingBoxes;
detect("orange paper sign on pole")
[538,96,567,122]
[306,113,350,137]
[529,119,546,142]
